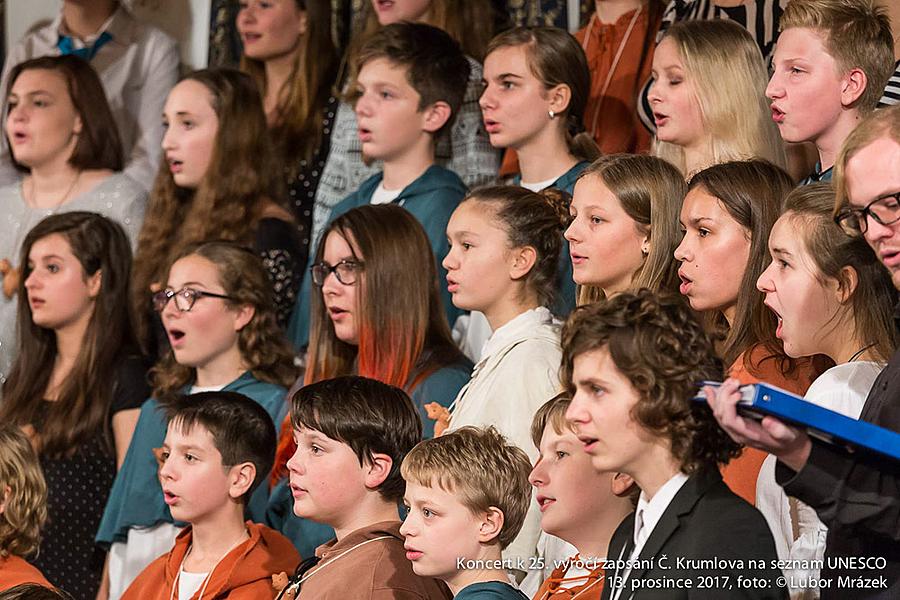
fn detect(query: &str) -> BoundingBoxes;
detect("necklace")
[581,8,643,139]
[847,343,875,363]
[277,535,393,599]
[25,171,82,210]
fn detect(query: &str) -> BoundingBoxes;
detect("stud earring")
[548,110,556,119]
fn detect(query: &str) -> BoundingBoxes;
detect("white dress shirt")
[611,471,689,600]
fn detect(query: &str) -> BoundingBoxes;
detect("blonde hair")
[780,0,894,114]
[401,426,532,549]
[0,426,47,558]
[654,20,786,175]
[833,105,900,214]
[575,154,686,305]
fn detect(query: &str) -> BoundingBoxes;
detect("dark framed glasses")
[310,259,363,286]
[834,192,900,235]
[152,287,235,312]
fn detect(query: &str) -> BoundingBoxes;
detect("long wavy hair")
[653,20,786,176]
[240,0,339,162]
[485,26,601,163]
[576,154,686,305]
[1,213,135,458]
[131,68,281,350]
[0,425,47,559]
[150,241,296,405]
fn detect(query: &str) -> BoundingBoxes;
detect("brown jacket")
[121,521,299,600]
[296,520,452,600]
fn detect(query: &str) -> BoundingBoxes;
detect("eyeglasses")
[152,287,235,312]
[310,259,363,286]
[834,192,900,235]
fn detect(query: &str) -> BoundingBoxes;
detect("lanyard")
[581,9,643,139]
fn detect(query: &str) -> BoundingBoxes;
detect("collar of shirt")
[478,306,556,362]
[53,4,135,48]
[632,471,689,550]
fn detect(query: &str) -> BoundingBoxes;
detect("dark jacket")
[601,469,785,599]
[776,344,900,599]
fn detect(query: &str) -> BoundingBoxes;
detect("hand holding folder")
[697,380,900,463]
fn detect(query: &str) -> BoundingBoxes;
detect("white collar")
[632,471,689,549]
[53,4,132,45]
[478,306,555,361]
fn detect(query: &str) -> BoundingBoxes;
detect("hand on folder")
[704,377,812,472]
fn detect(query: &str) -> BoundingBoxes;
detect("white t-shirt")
[370,183,403,205]
[178,570,209,600]
[189,384,227,394]
[519,176,559,192]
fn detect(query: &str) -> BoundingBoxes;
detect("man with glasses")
[710,105,900,597]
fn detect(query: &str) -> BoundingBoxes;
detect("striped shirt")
[879,61,900,108]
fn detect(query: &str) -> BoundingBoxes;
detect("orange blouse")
[575,8,661,155]
[722,345,826,505]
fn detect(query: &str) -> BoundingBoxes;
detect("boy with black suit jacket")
[562,290,785,599]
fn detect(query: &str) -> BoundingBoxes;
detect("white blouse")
[756,361,883,599]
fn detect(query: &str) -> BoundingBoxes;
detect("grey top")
[0,172,147,386]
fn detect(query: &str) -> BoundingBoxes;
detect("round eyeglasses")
[834,192,900,235]
[152,287,235,312]
[310,259,364,286]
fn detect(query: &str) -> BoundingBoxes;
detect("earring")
[548,110,556,119]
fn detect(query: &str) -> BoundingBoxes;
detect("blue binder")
[695,381,900,462]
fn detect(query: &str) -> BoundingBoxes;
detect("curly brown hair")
[560,289,741,474]
[0,425,47,558]
[151,242,297,404]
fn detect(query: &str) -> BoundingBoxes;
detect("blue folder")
[695,381,900,462]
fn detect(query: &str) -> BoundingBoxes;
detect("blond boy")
[767,0,894,183]
[401,426,532,599]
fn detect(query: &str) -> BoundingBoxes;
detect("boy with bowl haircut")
[527,394,635,600]
[400,426,532,599]
[767,0,895,183]
[285,376,451,599]
[562,291,785,600]
[289,21,471,349]
[122,391,299,599]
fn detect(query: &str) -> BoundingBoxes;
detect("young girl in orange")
[0,425,49,592]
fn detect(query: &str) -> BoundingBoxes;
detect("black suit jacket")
[601,469,786,600]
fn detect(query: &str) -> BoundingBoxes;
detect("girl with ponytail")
[440,185,570,573]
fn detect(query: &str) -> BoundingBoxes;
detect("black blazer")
[601,468,786,600]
